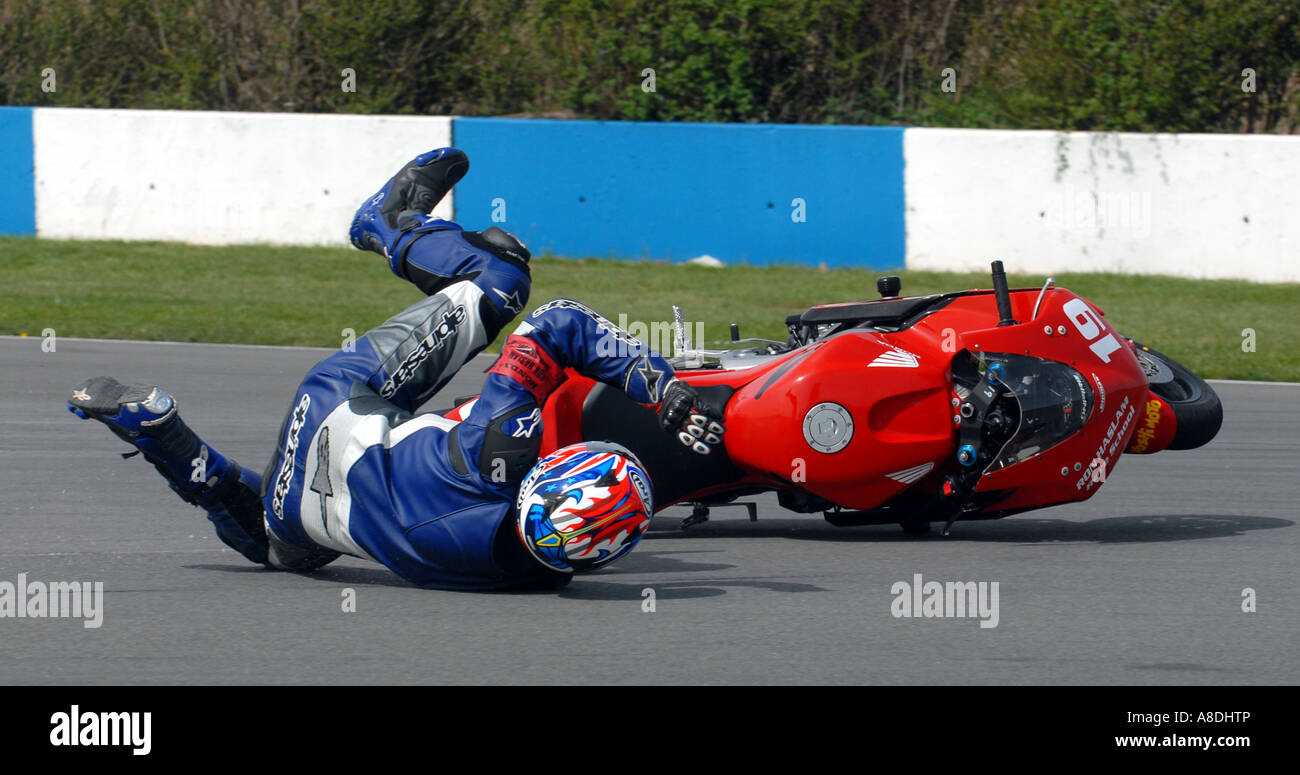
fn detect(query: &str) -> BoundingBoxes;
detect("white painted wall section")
[33,108,453,245]
[905,128,1300,283]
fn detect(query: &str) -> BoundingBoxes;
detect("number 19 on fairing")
[1063,297,1123,363]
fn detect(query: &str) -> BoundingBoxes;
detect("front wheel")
[1130,342,1223,450]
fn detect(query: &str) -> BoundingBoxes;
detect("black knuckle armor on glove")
[658,379,726,455]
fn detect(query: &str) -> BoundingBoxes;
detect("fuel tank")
[723,328,956,510]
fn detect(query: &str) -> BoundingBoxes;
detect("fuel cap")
[803,402,854,453]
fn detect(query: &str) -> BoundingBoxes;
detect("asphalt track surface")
[2,335,1296,685]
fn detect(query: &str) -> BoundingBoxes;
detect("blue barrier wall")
[452,118,905,268]
[0,107,35,236]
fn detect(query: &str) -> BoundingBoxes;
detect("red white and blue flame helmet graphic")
[516,441,654,573]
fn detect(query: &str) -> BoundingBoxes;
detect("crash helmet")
[516,441,654,573]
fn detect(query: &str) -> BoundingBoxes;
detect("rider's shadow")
[186,562,423,589]
[184,549,777,594]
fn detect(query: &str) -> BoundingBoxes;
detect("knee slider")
[463,227,531,270]
[267,532,341,573]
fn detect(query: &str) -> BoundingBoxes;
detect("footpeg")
[679,502,758,529]
[681,504,710,529]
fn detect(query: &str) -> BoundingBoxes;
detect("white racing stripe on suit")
[297,407,460,561]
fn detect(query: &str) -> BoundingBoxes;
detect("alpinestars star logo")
[511,407,542,438]
[630,356,665,402]
[380,305,466,398]
[309,427,333,537]
[493,288,524,315]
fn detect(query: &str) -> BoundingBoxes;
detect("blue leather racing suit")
[258,219,677,590]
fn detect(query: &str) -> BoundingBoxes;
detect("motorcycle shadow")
[645,513,1293,544]
[555,549,830,599]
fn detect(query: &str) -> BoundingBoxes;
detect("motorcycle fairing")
[940,288,1150,513]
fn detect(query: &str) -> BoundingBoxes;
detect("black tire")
[1130,342,1223,450]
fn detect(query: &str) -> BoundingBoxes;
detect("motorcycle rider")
[67,147,726,590]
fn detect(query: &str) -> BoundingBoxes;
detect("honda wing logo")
[886,462,934,484]
[868,348,920,368]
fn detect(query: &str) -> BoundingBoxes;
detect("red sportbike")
[457,262,1224,534]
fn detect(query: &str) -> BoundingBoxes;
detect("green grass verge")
[1,237,1295,381]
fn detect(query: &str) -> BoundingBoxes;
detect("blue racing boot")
[349,147,469,260]
[68,376,232,497]
[68,376,274,565]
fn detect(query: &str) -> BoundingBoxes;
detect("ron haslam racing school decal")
[1076,394,1136,492]
[380,305,466,399]
[271,393,312,519]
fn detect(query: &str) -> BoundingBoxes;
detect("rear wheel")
[1130,342,1223,450]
